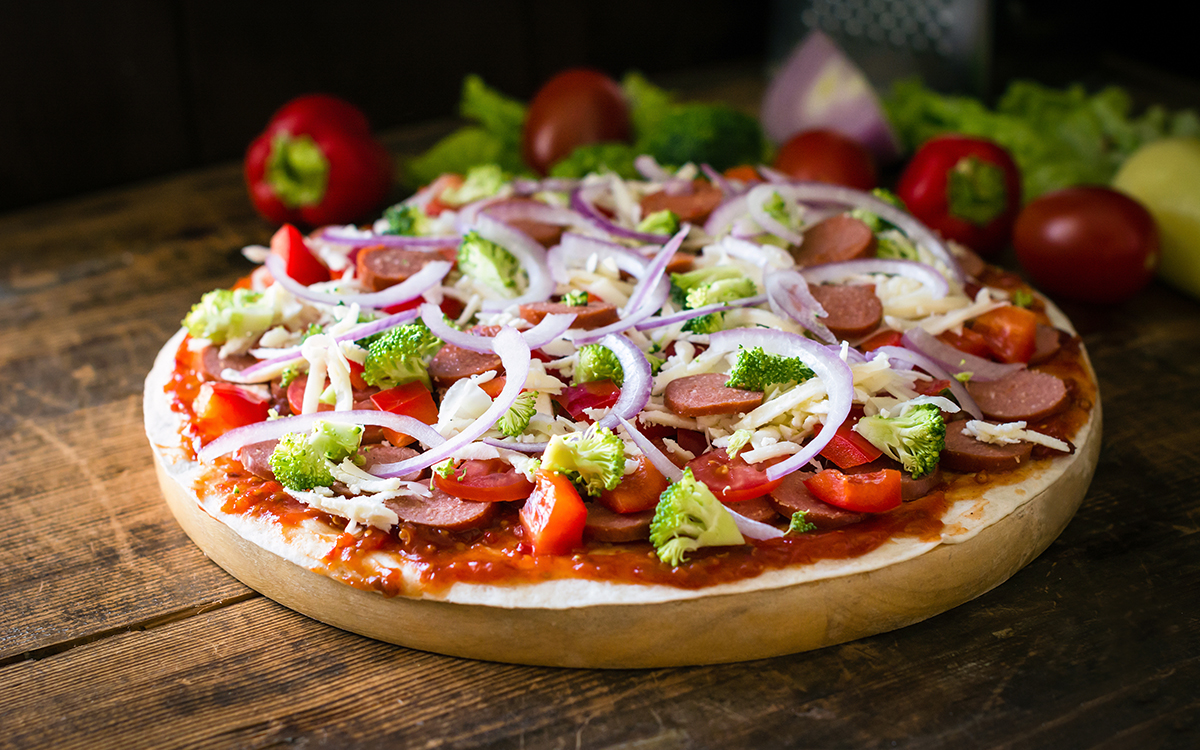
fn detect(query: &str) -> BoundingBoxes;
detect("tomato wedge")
[194,382,270,438]
[971,305,1038,364]
[370,381,438,446]
[819,419,882,470]
[686,449,782,503]
[435,459,535,502]
[553,380,621,422]
[520,470,588,555]
[804,468,901,513]
[597,455,670,514]
[270,223,330,286]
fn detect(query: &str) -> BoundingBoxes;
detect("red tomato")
[520,470,588,555]
[1013,186,1160,304]
[896,135,1021,258]
[194,382,270,438]
[597,455,670,514]
[270,224,330,286]
[553,380,621,422]
[522,69,632,175]
[435,459,535,503]
[804,468,901,513]
[686,449,782,503]
[936,327,993,359]
[723,165,762,183]
[971,306,1037,364]
[370,382,438,446]
[771,129,877,190]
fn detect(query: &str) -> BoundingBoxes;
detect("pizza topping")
[649,468,746,566]
[804,467,903,513]
[805,283,883,340]
[540,426,627,497]
[182,288,279,348]
[966,369,1069,423]
[268,420,364,491]
[852,402,947,479]
[520,470,588,556]
[962,420,1071,453]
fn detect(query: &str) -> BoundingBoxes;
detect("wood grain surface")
[3,73,1199,749]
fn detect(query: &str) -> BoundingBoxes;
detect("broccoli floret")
[182,288,274,344]
[669,266,750,306]
[649,468,745,566]
[549,142,639,180]
[874,229,921,261]
[762,190,803,233]
[1011,289,1034,308]
[440,163,507,207]
[561,289,589,306]
[384,203,436,236]
[853,403,946,479]
[724,429,753,459]
[788,511,816,534]
[669,266,757,334]
[724,346,815,392]
[637,209,680,235]
[269,420,364,491]
[638,104,767,172]
[360,322,443,389]
[646,352,666,375]
[541,426,626,497]
[497,391,539,437]
[574,343,624,386]
[279,362,302,387]
[457,230,524,297]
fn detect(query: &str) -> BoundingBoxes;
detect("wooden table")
[4,84,1199,750]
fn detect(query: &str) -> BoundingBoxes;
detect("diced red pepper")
[937,327,993,359]
[370,381,439,446]
[270,223,330,286]
[553,380,621,422]
[478,376,507,399]
[914,378,954,397]
[972,305,1038,364]
[520,470,588,556]
[597,455,670,514]
[804,468,902,513]
[382,296,423,315]
[819,419,883,469]
[858,329,903,353]
[194,382,270,437]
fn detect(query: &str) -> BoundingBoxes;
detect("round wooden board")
[152,405,1100,669]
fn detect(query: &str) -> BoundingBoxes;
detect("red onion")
[700,164,739,196]
[197,409,446,465]
[875,345,982,419]
[745,184,804,246]
[616,416,683,482]
[801,258,950,298]
[316,226,459,249]
[418,303,574,353]
[635,294,768,331]
[482,438,549,453]
[595,334,653,431]
[264,253,451,309]
[634,155,674,183]
[725,506,785,540]
[369,327,532,478]
[900,327,1024,382]
[481,200,585,228]
[551,232,649,282]
[760,30,901,163]
[571,181,671,244]
[703,193,750,237]
[706,329,854,481]
[470,213,555,312]
[765,270,835,344]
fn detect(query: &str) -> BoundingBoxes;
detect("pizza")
[145,164,1100,668]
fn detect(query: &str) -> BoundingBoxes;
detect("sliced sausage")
[767,471,868,530]
[724,496,780,524]
[489,198,565,247]
[199,345,258,382]
[1029,325,1065,365]
[236,440,279,481]
[792,214,876,267]
[640,180,725,224]
[843,457,944,502]
[663,373,764,418]
[807,283,883,339]
[385,486,497,531]
[360,445,422,482]
[356,245,454,292]
[428,345,502,388]
[584,505,654,543]
[666,251,696,274]
[967,369,1068,422]
[519,300,620,330]
[940,424,1033,473]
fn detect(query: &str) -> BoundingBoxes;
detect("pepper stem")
[266,132,329,208]
[947,156,1007,225]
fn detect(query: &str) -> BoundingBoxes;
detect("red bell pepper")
[895,135,1022,259]
[520,470,588,556]
[598,455,670,514]
[971,305,1038,364]
[244,94,393,228]
[370,382,439,447]
[270,224,330,286]
[553,380,621,422]
[819,419,883,470]
[193,382,270,437]
[804,468,902,513]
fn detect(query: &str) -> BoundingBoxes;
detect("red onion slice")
[700,164,739,196]
[553,232,649,280]
[316,226,459,249]
[369,327,532,478]
[265,253,452,309]
[197,409,446,465]
[621,226,688,317]
[570,279,669,345]
[571,182,671,244]
[634,155,674,183]
[481,200,586,227]
[766,270,836,344]
[725,506,786,540]
[875,345,982,419]
[745,184,804,246]
[635,294,768,331]
[703,193,750,237]
[900,327,1024,382]
[595,334,653,431]
[616,416,683,482]
[800,258,949,298]
[470,213,555,312]
[482,438,549,453]
[418,303,574,353]
[706,329,854,482]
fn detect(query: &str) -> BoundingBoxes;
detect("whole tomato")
[521,69,632,175]
[245,94,393,227]
[771,129,877,190]
[895,134,1021,258]
[1013,186,1159,304]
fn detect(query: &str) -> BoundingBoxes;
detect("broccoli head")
[788,511,816,534]
[497,391,538,437]
[182,288,274,344]
[269,420,364,491]
[724,346,815,392]
[440,163,507,207]
[360,322,443,389]
[574,343,624,386]
[541,426,626,497]
[549,142,639,180]
[649,468,745,566]
[457,230,524,297]
[636,209,680,235]
[853,403,946,478]
[561,289,589,306]
[669,266,757,334]
[874,229,921,261]
[637,104,767,172]
[384,203,436,236]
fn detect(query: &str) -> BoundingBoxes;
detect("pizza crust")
[145,300,1101,668]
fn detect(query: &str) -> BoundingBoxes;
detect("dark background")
[2,0,1198,214]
